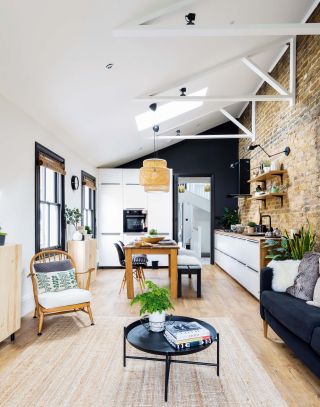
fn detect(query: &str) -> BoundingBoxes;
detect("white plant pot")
[72,230,83,241]
[149,311,166,332]
[264,166,271,173]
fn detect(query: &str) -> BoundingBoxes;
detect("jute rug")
[0,316,286,407]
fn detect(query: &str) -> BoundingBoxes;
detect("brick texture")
[238,6,320,239]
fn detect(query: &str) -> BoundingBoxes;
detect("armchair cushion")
[36,269,78,294]
[38,288,91,308]
[33,259,73,273]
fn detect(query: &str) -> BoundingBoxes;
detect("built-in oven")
[123,209,147,233]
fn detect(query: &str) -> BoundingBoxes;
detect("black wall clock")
[71,175,79,190]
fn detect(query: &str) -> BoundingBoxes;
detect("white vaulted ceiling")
[0,0,317,166]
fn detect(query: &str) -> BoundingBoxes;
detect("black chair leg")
[178,272,182,298]
[197,271,201,298]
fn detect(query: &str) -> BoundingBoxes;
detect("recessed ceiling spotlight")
[149,103,157,112]
[185,13,196,25]
[105,63,114,69]
[176,129,181,136]
[180,87,187,96]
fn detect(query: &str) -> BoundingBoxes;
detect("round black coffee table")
[123,316,219,402]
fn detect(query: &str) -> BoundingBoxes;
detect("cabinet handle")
[100,183,121,186]
[125,183,139,186]
[101,233,121,235]
[215,248,246,266]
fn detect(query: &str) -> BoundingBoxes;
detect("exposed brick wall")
[238,6,320,238]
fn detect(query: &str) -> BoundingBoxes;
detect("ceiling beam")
[220,108,252,137]
[137,37,290,98]
[113,23,320,38]
[241,57,289,95]
[156,134,251,140]
[135,95,291,102]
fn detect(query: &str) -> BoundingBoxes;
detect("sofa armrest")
[260,267,273,320]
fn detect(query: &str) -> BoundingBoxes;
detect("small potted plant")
[65,206,83,241]
[85,226,93,240]
[148,228,158,236]
[247,222,257,234]
[0,227,7,246]
[263,160,271,173]
[130,280,174,332]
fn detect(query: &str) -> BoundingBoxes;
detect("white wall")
[193,207,210,254]
[0,94,97,316]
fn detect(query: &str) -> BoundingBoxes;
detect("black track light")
[180,87,187,96]
[149,103,157,112]
[153,125,159,133]
[185,13,196,25]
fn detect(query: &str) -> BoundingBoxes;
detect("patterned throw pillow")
[36,269,78,294]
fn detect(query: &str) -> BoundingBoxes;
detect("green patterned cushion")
[36,269,78,294]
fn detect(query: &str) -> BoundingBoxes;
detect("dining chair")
[114,242,147,294]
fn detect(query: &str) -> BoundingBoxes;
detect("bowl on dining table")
[141,235,165,244]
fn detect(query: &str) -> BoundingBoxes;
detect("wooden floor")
[1,264,320,406]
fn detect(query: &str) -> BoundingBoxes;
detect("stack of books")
[164,321,212,350]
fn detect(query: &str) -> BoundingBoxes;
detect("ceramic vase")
[149,311,166,332]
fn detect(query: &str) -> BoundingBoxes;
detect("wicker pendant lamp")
[139,107,170,192]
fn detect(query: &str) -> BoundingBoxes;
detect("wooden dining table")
[124,242,179,299]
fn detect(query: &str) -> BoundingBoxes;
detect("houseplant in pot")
[85,225,93,239]
[130,280,174,332]
[221,207,240,231]
[263,160,271,173]
[247,221,257,234]
[65,207,83,241]
[0,227,7,246]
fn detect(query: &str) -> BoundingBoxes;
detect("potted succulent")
[65,207,83,241]
[0,227,7,246]
[247,221,257,234]
[263,160,271,173]
[130,280,174,332]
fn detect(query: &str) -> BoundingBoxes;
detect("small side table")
[124,316,219,402]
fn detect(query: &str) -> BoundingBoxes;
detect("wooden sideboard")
[67,240,97,288]
[0,244,22,342]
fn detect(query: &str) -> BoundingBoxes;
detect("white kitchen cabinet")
[123,184,147,209]
[99,169,123,184]
[98,184,123,232]
[123,233,144,245]
[99,233,123,267]
[123,169,140,184]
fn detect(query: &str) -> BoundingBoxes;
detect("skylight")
[135,87,208,131]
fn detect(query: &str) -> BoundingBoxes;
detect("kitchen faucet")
[259,214,272,231]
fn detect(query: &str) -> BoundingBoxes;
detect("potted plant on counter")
[85,226,93,240]
[130,280,174,332]
[221,207,240,231]
[263,160,271,173]
[0,227,7,246]
[247,222,257,234]
[65,207,83,241]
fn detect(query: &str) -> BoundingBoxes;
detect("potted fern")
[130,280,174,332]
[0,227,7,246]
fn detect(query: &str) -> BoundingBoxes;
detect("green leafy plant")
[85,226,92,234]
[65,207,82,229]
[221,207,240,229]
[264,221,316,261]
[149,228,158,236]
[0,227,7,236]
[130,280,174,315]
[247,221,257,227]
[263,160,271,167]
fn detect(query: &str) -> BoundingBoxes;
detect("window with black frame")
[81,171,96,237]
[35,143,65,252]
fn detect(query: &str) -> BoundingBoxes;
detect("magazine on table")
[165,321,210,340]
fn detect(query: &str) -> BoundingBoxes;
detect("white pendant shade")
[139,158,170,192]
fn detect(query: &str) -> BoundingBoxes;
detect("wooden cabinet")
[67,240,97,288]
[0,244,22,342]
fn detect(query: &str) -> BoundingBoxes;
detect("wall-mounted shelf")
[248,170,287,184]
[248,192,286,208]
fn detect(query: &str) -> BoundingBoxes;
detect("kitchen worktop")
[215,229,281,241]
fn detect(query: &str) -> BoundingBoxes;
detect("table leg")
[217,332,220,376]
[169,250,178,299]
[125,249,134,299]
[123,327,126,367]
[165,354,171,402]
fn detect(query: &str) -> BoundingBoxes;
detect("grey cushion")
[286,252,320,301]
[33,260,73,273]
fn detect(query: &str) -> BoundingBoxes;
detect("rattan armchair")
[29,249,95,335]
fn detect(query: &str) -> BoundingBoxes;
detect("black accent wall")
[119,122,239,226]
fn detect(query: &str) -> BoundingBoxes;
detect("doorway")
[173,174,214,264]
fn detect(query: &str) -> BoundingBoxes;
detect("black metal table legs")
[123,327,220,402]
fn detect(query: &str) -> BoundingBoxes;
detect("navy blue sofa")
[260,267,320,378]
